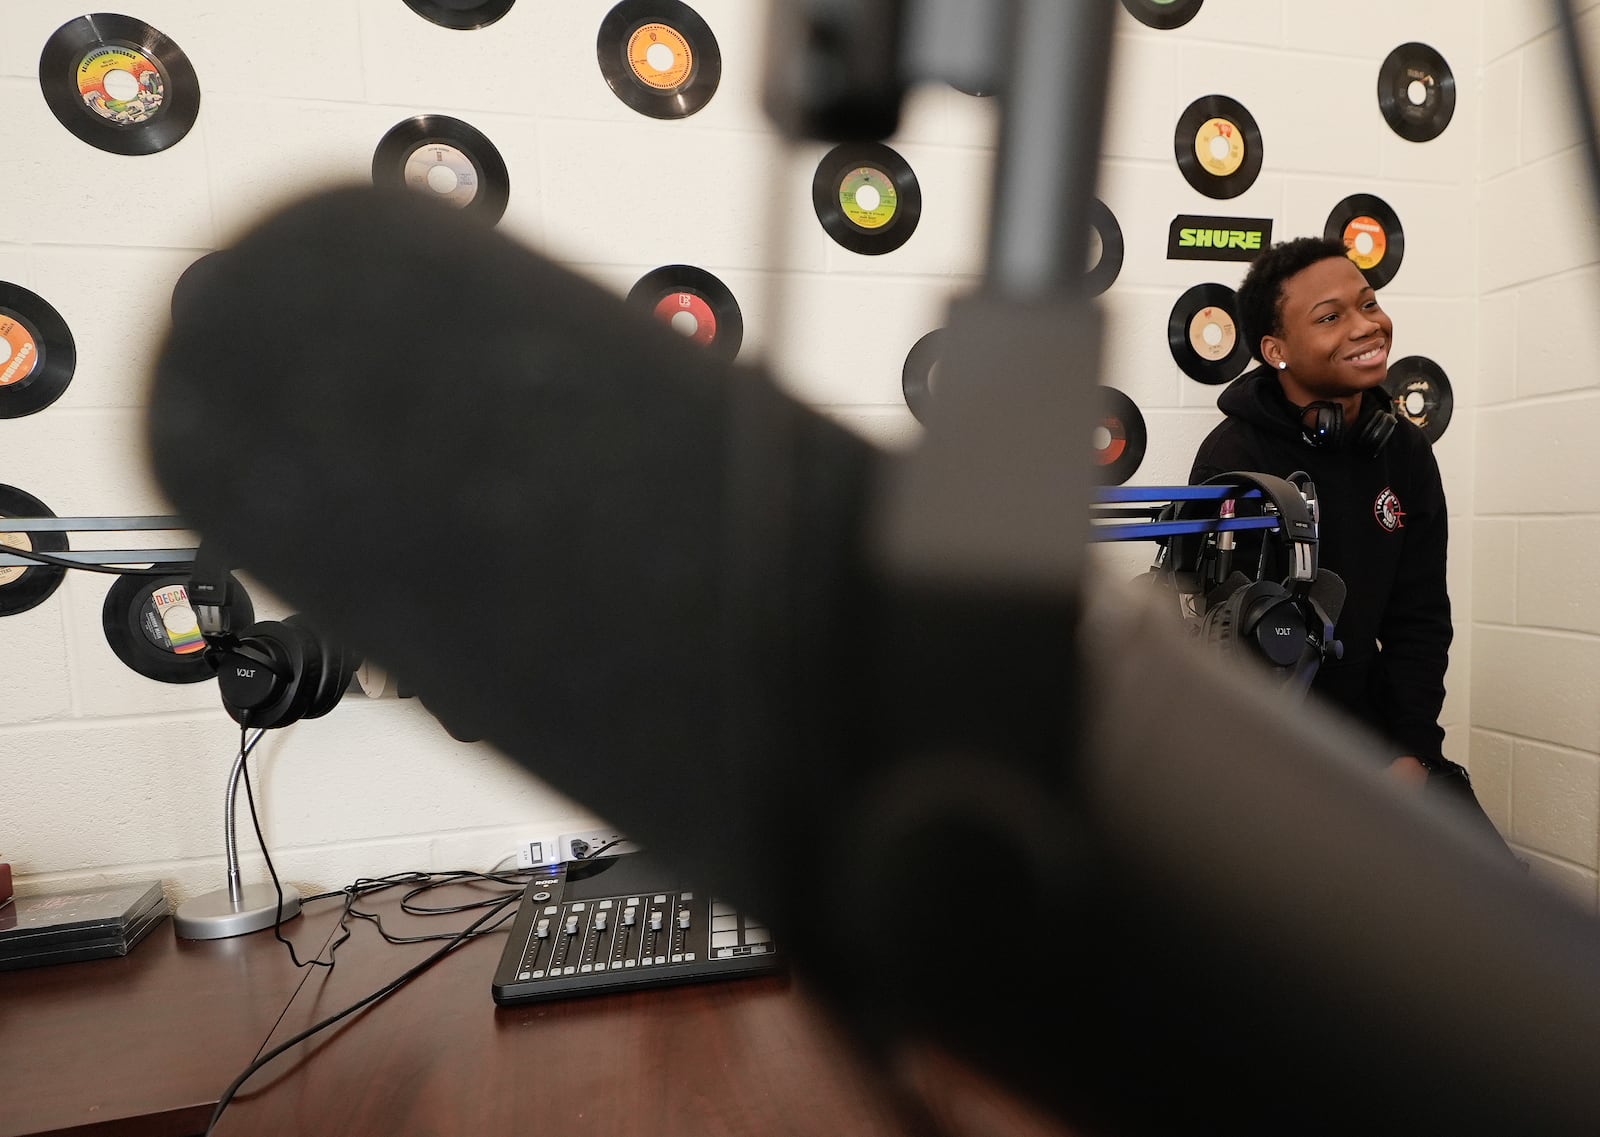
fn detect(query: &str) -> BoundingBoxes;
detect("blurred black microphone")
[148,186,1600,1137]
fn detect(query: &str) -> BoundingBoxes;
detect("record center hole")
[1209,135,1232,161]
[855,184,882,212]
[1406,391,1426,415]
[1407,79,1429,106]
[1091,425,1112,452]
[646,43,676,72]
[103,68,140,102]
[1202,321,1225,347]
[426,164,460,194]
[669,310,700,337]
[1353,231,1377,256]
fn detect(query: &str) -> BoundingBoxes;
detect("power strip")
[557,828,642,862]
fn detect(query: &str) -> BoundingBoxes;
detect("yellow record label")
[0,527,33,588]
[76,44,164,125]
[627,23,693,91]
[1188,306,1236,362]
[1194,117,1245,178]
[839,167,898,230]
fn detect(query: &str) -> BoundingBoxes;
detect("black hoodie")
[1190,364,1452,766]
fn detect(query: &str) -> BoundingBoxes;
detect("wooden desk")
[2,886,916,1137]
[213,887,914,1137]
[0,903,340,1137]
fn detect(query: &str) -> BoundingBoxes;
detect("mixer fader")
[491,853,782,1005]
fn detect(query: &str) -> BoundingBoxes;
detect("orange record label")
[76,44,165,125]
[0,314,39,387]
[628,23,693,91]
[840,166,898,230]
[652,291,718,345]
[1095,418,1128,466]
[1342,216,1388,270]
[1194,117,1245,178]
[0,526,34,588]
[1188,306,1236,361]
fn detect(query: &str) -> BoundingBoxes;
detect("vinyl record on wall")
[1086,198,1125,297]
[39,13,200,156]
[1120,0,1203,30]
[1168,282,1251,385]
[1323,194,1405,289]
[1174,94,1263,200]
[597,0,722,119]
[372,115,510,224]
[626,265,743,361]
[402,0,516,30]
[901,328,944,423]
[1383,355,1453,442]
[0,283,76,419]
[1094,387,1147,485]
[101,571,254,683]
[0,484,70,618]
[813,142,922,255]
[1378,42,1456,143]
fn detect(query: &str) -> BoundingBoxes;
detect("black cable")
[201,892,517,1136]
[238,722,346,969]
[1555,0,1600,235]
[0,543,188,575]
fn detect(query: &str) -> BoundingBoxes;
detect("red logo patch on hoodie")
[1374,487,1405,532]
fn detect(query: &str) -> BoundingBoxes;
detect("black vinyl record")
[402,0,515,30]
[1086,198,1125,297]
[0,484,70,618]
[1384,356,1453,443]
[38,14,200,156]
[597,0,721,120]
[102,571,252,684]
[372,115,510,224]
[1121,0,1203,30]
[1169,282,1251,385]
[1378,42,1456,143]
[1323,193,1405,289]
[1174,94,1263,200]
[0,283,76,419]
[813,142,922,255]
[901,329,944,423]
[1094,387,1147,486]
[626,265,743,361]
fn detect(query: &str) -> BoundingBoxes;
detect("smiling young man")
[1188,237,1504,847]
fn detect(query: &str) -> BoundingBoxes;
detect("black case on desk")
[0,879,168,971]
[492,854,782,1005]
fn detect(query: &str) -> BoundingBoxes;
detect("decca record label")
[1168,216,1273,261]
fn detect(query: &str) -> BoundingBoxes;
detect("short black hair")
[1236,236,1353,361]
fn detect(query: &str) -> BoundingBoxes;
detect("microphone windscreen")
[146,185,878,923]
[1310,567,1347,627]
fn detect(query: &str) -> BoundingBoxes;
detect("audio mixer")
[491,853,782,1005]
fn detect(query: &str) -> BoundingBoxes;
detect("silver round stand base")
[173,882,302,940]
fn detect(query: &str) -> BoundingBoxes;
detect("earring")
[1277,361,1287,370]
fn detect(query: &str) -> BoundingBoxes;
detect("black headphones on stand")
[1148,471,1344,696]
[187,541,359,729]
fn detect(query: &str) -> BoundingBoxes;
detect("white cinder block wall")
[1467,0,1600,909]
[6,0,1589,907]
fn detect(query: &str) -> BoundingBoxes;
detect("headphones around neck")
[1148,471,1343,696]
[1295,397,1397,456]
[188,541,358,729]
